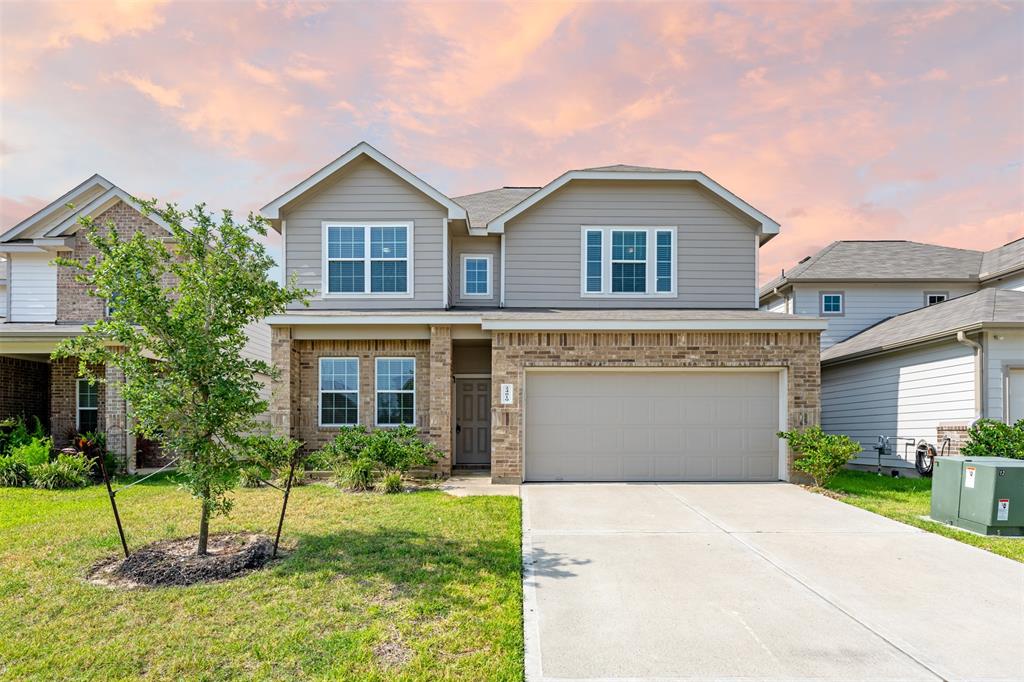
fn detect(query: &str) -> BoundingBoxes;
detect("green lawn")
[0,476,523,681]
[826,470,1024,563]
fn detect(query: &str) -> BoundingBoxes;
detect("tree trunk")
[197,503,210,556]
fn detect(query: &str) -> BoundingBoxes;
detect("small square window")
[821,292,844,315]
[461,255,491,297]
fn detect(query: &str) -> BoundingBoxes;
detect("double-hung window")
[324,223,412,296]
[319,358,359,426]
[376,358,415,426]
[461,254,492,297]
[581,226,676,296]
[77,379,99,433]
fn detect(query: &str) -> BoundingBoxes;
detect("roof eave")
[0,174,113,243]
[820,321,1024,366]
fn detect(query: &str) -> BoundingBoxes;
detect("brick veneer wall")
[937,422,971,456]
[0,357,50,427]
[490,330,821,483]
[56,201,169,324]
[49,356,105,448]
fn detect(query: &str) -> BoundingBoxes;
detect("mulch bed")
[87,533,275,588]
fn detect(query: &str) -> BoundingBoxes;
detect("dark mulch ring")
[87,533,277,589]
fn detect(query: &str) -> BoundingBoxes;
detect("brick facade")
[490,330,821,483]
[428,326,453,473]
[937,422,971,456]
[0,357,49,427]
[49,356,106,448]
[56,201,169,324]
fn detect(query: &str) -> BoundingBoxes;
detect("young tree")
[54,202,309,554]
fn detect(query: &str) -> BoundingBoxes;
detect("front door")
[455,378,491,466]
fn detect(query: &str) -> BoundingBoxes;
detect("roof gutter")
[956,331,984,418]
[821,321,1024,366]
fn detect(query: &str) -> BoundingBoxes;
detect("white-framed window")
[580,226,676,296]
[925,291,948,306]
[820,291,844,315]
[376,357,415,426]
[323,222,413,297]
[460,254,492,298]
[76,379,99,433]
[319,358,359,426]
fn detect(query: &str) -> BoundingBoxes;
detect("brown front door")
[455,378,491,466]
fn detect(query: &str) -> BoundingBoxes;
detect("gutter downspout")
[956,331,984,418]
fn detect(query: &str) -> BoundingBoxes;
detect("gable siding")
[450,235,501,307]
[822,341,976,468]
[502,180,758,308]
[794,282,980,349]
[9,253,57,322]
[282,157,446,310]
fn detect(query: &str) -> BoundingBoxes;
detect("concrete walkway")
[522,482,1024,682]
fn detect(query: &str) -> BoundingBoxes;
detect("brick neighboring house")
[264,142,824,484]
[0,176,271,472]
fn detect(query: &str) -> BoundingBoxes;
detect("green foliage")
[0,457,31,487]
[363,425,440,475]
[378,471,404,494]
[9,437,52,468]
[238,465,270,488]
[29,453,91,490]
[778,426,861,488]
[336,457,376,492]
[0,416,46,457]
[316,425,439,491]
[244,434,305,478]
[961,419,1024,459]
[52,201,310,547]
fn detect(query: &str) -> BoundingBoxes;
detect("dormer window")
[580,226,676,297]
[925,291,948,306]
[323,222,413,297]
[820,291,844,316]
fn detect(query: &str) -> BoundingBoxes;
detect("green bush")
[29,452,91,490]
[961,419,1024,460]
[378,471,403,494]
[778,426,861,488]
[9,437,52,467]
[0,415,45,457]
[316,425,439,490]
[242,434,306,485]
[336,457,376,491]
[238,465,270,488]
[0,457,31,487]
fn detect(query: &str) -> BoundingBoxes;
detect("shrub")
[0,457,31,487]
[0,415,46,457]
[9,437,52,468]
[73,431,119,480]
[378,471,403,494]
[243,435,306,484]
[239,465,270,488]
[961,419,1024,460]
[362,425,439,476]
[336,457,376,491]
[778,426,861,488]
[29,452,91,490]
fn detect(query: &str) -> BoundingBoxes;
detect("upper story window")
[77,379,99,432]
[925,291,948,306]
[324,223,413,297]
[461,254,492,298]
[820,291,844,316]
[581,226,676,297]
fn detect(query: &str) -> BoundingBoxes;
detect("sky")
[1,0,1021,284]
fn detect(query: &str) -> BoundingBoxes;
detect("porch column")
[429,324,453,475]
[270,326,295,438]
[104,362,130,472]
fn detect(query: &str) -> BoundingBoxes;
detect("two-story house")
[263,142,825,484]
[760,239,1024,472]
[0,175,271,472]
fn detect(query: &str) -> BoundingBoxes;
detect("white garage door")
[525,370,781,482]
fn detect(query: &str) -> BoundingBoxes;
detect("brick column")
[49,356,79,448]
[104,362,130,471]
[429,325,453,475]
[271,326,294,438]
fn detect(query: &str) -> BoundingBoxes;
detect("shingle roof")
[452,187,539,228]
[981,237,1024,280]
[821,288,1024,363]
[760,241,987,296]
[578,164,685,173]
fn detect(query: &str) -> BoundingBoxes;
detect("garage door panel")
[526,371,780,482]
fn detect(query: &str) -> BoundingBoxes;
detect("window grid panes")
[611,230,647,293]
[585,231,602,292]
[822,294,843,314]
[376,358,415,425]
[77,379,99,433]
[927,294,947,306]
[326,225,409,294]
[463,257,489,295]
[656,230,672,293]
[320,358,359,426]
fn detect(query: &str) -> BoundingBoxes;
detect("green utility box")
[931,456,1024,536]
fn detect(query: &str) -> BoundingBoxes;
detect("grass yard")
[826,470,1024,563]
[0,475,523,681]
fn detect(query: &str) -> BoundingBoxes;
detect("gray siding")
[450,235,501,307]
[821,342,976,468]
[502,180,758,308]
[985,329,1024,421]
[282,157,446,310]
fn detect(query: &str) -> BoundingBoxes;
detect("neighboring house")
[264,141,825,484]
[762,238,1024,472]
[0,175,272,472]
[0,255,7,319]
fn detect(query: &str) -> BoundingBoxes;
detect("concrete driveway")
[522,483,1024,681]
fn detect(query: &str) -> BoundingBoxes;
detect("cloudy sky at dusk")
[1,0,1021,283]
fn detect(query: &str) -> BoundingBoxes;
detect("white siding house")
[8,252,57,322]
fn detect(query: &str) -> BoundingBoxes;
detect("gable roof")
[260,141,467,224]
[484,167,781,243]
[452,187,539,229]
[821,288,1024,364]
[980,237,1024,281]
[760,241,987,297]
